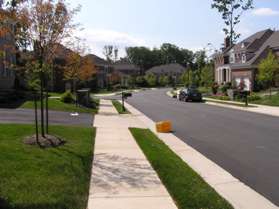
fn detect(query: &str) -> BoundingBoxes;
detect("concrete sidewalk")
[87,100,177,209]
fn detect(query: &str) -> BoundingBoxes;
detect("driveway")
[0,108,93,127]
[126,89,279,206]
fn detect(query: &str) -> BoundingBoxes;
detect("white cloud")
[75,28,147,58]
[252,8,279,16]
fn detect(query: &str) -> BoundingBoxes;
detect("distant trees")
[211,0,253,45]
[126,43,194,73]
[103,45,118,63]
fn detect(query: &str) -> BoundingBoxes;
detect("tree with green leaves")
[258,51,279,97]
[158,75,169,87]
[135,76,146,87]
[180,70,193,87]
[200,64,214,87]
[211,0,253,45]
[144,73,157,87]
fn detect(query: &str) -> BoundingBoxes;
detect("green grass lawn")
[250,93,279,106]
[205,99,256,108]
[0,124,95,209]
[48,92,63,97]
[112,100,130,114]
[130,128,234,209]
[21,98,99,114]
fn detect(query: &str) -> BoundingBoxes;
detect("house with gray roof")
[113,60,141,87]
[214,29,279,91]
[146,63,186,84]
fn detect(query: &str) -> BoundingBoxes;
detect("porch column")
[226,69,229,82]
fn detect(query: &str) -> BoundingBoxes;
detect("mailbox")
[122,92,132,99]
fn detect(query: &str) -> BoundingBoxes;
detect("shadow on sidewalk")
[92,153,161,192]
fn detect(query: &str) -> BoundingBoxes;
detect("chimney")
[224,37,231,49]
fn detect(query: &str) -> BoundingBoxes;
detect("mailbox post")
[122,92,132,111]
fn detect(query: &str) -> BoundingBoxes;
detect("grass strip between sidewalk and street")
[21,98,99,114]
[129,128,234,209]
[0,124,95,209]
[112,100,130,114]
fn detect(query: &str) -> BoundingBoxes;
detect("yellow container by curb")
[156,121,172,133]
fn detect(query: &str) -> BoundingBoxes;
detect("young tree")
[211,0,253,45]
[180,70,193,87]
[64,40,96,95]
[23,0,80,137]
[258,51,279,97]
[200,64,214,87]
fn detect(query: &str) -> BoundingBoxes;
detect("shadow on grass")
[0,99,26,109]
[0,198,71,209]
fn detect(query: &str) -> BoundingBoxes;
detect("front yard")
[207,92,279,107]
[21,98,99,114]
[0,124,95,209]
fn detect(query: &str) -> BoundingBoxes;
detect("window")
[242,54,246,63]
[230,53,235,63]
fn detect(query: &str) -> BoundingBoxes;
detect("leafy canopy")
[258,51,279,85]
[211,0,253,44]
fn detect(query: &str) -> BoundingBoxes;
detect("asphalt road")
[0,108,93,127]
[126,88,279,206]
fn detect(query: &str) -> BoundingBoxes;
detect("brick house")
[0,8,16,90]
[214,29,279,91]
[85,54,115,88]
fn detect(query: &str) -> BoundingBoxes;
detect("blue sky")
[68,0,279,57]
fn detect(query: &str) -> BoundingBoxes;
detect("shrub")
[211,82,219,95]
[61,91,74,103]
[221,82,232,95]
[248,93,261,102]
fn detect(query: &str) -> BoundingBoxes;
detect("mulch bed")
[23,134,66,148]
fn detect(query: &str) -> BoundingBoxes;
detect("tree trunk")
[34,92,39,145]
[40,70,45,137]
[46,81,49,135]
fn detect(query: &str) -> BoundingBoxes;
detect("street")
[126,89,279,206]
[0,108,93,127]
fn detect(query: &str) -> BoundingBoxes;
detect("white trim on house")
[216,66,232,84]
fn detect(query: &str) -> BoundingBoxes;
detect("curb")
[124,101,279,209]
[166,91,279,118]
